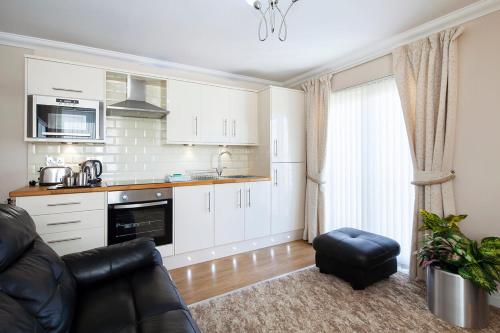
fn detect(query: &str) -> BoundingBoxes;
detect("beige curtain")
[302,74,333,243]
[393,26,463,280]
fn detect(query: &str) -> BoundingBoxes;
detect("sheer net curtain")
[324,77,415,270]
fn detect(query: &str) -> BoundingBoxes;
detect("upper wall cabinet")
[166,79,258,145]
[166,79,202,144]
[229,89,258,145]
[27,58,105,101]
[271,88,305,163]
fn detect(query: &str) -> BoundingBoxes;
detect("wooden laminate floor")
[170,240,315,305]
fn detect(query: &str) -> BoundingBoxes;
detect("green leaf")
[480,237,500,260]
[459,264,497,294]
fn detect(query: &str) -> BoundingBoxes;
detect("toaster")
[39,166,73,186]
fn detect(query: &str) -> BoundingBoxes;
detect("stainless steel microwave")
[27,95,103,141]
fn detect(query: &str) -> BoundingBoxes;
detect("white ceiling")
[0,0,478,82]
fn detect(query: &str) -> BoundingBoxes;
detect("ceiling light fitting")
[251,0,299,42]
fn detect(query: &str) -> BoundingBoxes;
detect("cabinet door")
[27,58,104,100]
[166,80,202,143]
[271,163,306,234]
[229,90,258,145]
[174,185,214,254]
[201,85,230,143]
[245,181,271,240]
[214,183,245,246]
[271,88,306,162]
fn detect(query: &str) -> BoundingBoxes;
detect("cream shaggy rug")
[189,266,500,333]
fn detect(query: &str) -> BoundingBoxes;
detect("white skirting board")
[163,229,304,270]
[490,292,500,308]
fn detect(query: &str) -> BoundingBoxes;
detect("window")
[325,77,414,270]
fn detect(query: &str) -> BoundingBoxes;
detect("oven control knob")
[121,194,128,201]
[155,192,162,198]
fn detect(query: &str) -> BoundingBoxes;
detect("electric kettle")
[80,160,103,184]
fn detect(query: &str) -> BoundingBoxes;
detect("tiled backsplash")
[27,116,255,182]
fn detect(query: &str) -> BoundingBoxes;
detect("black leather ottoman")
[313,228,400,290]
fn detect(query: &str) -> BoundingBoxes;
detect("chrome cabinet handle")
[274,169,278,187]
[233,120,236,137]
[194,116,198,136]
[47,220,81,226]
[112,201,169,210]
[224,119,228,137]
[47,202,81,207]
[208,192,211,212]
[48,237,82,244]
[274,139,278,157]
[248,188,251,207]
[239,189,242,208]
[52,87,83,93]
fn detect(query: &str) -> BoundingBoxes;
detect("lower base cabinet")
[16,192,106,256]
[214,183,245,246]
[271,163,306,234]
[174,185,215,254]
[245,181,271,240]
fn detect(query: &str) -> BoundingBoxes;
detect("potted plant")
[417,210,499,329]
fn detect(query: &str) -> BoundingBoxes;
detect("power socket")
[46,156,56,166]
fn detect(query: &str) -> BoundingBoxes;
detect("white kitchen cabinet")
[166,79,202,143]
[27,58,105,100]
[214,183,245,246]
[271,88,306,162]
[229,90,258,145]
[174,185,215,254]
[41,228,105,256]
[271,163,306,234]
[16,192,106,256]
[201,85,230,143]
[244,181,271,240]
[16,192,105,215]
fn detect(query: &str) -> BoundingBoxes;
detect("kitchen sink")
[221,175,257,179]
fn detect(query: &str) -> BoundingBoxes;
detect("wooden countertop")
[9,176,271,198]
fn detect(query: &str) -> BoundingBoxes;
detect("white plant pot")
[426,265,489,328]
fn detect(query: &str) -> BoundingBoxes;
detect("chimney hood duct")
[107,75,169,119]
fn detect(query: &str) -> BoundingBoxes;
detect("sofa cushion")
[139,310,200,333]
[0,292,46,333]
[0,205,76,333]
[71,278,137,333]
[71,264,197,333]
[313,227,400,268]
[0,205,37,271]
[62,238,162,287]
[131,265,188,318]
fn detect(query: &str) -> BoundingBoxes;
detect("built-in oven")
[27,95,102,140]
[107,188,173,250]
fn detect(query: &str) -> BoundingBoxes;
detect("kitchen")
[7,55,306,270]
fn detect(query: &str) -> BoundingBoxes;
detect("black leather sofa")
[0,204,200,333]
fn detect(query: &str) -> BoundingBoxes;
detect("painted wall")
[0,45,31,203]
[454,10,500,240]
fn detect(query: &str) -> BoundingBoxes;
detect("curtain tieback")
[307,174,326,185]
[411,170,456,186]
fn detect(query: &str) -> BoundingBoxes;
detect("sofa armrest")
[62,238,162,287]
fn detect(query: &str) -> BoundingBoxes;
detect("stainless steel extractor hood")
[107,74,169,119]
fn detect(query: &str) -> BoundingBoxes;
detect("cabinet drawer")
[33,210,105,234]
[17,192,105,215]
[40,228,105,256]
[27,58,105,100]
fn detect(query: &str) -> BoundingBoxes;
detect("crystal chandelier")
[249,0,300,42]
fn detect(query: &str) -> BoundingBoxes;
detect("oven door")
[107,200,173,246]
[32,95,100,140]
